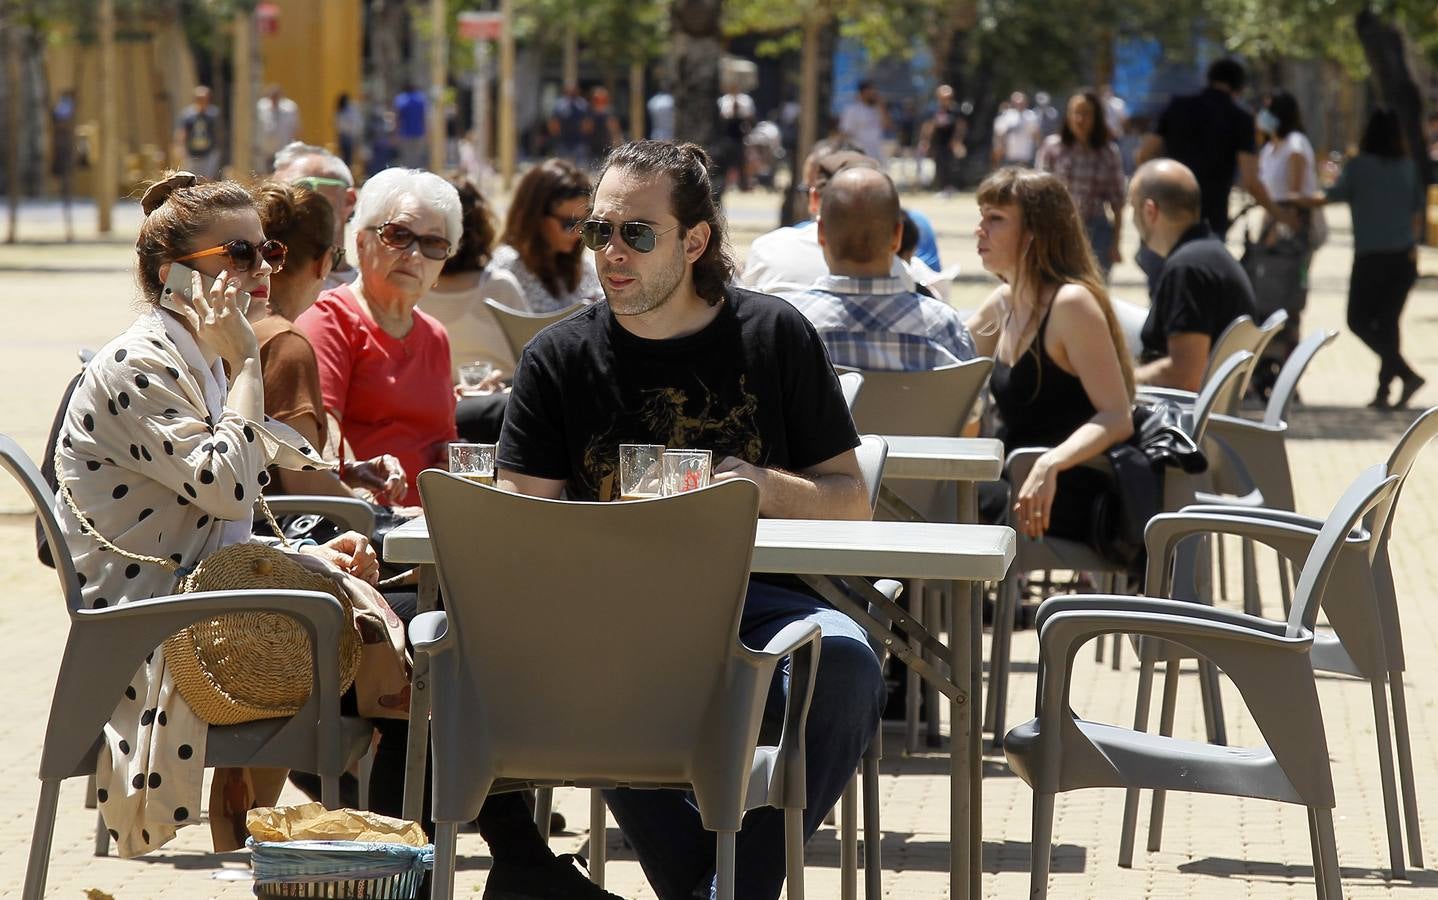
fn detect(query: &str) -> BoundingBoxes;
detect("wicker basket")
[250,839,433,900]
[163,544,361,725]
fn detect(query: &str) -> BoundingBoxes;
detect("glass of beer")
[449,442,496,486]
[618,443,665,500]
[662,449,712,496]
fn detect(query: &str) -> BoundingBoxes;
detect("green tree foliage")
[503,0,668,71]
[1209,0,1438,74]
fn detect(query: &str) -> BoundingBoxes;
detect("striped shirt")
[785,275,976,371]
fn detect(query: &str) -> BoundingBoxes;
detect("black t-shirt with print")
[1140,222,1257,362]
[498,286,860,501]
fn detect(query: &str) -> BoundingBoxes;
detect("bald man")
[1130,158,1256,391]
[271,142,358,288]
[784,167,974,370]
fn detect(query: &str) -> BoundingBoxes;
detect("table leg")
[925,588,943,748]
[906,580,924,755]
[954,481,982,899]
[403,564,438,823]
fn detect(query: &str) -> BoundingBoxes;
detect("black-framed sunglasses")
[175,238,288,273]
[372,222,452,260]
[579,219,680,254]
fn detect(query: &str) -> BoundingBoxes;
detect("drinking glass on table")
[458,361,496,394]
[662,449,712,496]
[618,443,665,500]
[449,442,496,486]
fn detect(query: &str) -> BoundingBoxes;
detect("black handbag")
[257,499,412,580]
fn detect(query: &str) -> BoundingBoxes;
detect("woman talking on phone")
[51,172,379,857]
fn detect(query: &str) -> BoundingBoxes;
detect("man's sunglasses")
[579,220,680,254]
[176,238,287,273]
[372,222,452,260]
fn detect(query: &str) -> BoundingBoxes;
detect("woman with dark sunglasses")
[296,167,462,506]
[483,157,603,313]
[51,172,378,857]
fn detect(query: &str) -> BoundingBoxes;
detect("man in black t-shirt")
[1130,159,1257,391]
[498,141,884,900]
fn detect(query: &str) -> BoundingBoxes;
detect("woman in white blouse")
[1254,90,1322,373]
[484,158,602,313]
[52,172,377,857]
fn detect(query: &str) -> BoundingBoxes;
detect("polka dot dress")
[52,311,333,858]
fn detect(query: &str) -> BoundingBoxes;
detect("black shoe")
[1397,374,1426,409]
[483,853,626,899]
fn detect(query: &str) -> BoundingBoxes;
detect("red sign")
[256,1,280,36]
[457,11,504,41]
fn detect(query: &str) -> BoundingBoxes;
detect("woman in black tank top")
[965,168,1136,547]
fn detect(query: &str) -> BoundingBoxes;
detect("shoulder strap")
[53,442,293,577]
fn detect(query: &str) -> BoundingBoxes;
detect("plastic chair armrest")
[873,579,903,603]
[1034,607,1310,728]
[264,495,378,536]
[71,590,348,747]
[1178,505,1369,543]
[1035,593,1289,637]
[746,620,822,809]
[1007,447,1114,485]
[408,611,452,656]
[1207,413,1282,439]
[1137,386,1197,404]
[1143,511,1331,594]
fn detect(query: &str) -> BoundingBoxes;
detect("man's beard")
[602,246,687,317]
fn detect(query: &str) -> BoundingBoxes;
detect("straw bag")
[55,449,361,726]
[164,541,362,725]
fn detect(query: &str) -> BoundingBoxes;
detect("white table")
[881,435,1005,483]
[384,514,1014,900]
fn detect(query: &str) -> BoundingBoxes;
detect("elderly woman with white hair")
[296,168,461,506]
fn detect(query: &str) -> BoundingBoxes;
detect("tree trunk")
[368,0,407,106]
[670,0,721,150]
[3,1,20,242]
[629,61,645,140]
[1355,9,1432,185]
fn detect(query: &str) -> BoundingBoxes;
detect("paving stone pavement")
[0,191,1436,898]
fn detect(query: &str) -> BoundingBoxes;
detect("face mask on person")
[1257,108,1279,135]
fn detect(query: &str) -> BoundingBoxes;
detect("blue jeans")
[604,579,886,900]
[1085,214,1115,277]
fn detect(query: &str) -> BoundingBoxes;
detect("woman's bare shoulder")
[1050,282,1105,319]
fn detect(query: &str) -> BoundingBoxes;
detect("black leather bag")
[256,500,412,581]
[1090,400,1209,570]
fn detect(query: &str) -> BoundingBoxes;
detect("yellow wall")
[258,0,364,154]
[46,21,198,194]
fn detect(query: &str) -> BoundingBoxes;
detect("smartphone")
[161,262,251,318]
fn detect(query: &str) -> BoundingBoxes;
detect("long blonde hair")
[977,167,1135,399]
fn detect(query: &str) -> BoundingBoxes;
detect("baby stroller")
[1234,202,1314,401]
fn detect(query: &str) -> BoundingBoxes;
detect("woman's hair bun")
[140,171,200,216]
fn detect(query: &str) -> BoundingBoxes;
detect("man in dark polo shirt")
[1130,158,1257,391]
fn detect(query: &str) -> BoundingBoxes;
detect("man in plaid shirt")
[785,167,975,370]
